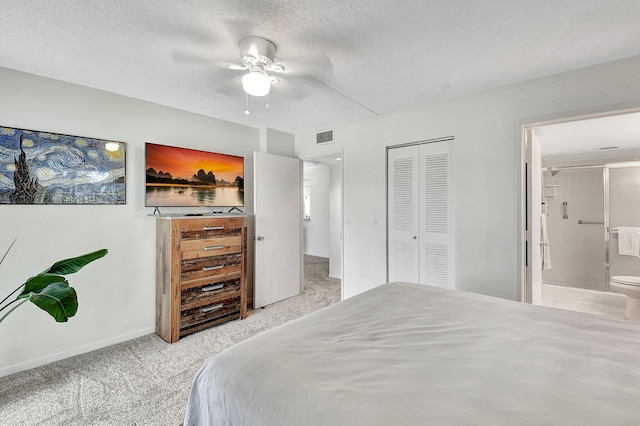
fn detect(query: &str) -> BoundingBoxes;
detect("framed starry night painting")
[0,126,126,205]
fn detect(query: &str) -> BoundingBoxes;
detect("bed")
[184,282,640,425]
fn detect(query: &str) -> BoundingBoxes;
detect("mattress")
[184,282,640,425]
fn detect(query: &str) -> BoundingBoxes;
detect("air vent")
[316,130,334,144]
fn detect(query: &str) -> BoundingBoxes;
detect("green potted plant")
[0,239,107,323]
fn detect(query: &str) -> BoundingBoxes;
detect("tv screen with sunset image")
[145,143,244,207]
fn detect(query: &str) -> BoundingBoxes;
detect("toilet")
[610,276,640,322]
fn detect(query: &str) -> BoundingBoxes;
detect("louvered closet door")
[387,140,453,287]
[387,145,420,283]
[418,142,451,287]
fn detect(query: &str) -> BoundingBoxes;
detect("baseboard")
[329,273,341,280]
[0,326,155,378]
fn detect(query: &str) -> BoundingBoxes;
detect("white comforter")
[184,283,640,425]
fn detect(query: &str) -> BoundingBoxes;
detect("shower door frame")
[541,164,611,292]
[527,158,640,302]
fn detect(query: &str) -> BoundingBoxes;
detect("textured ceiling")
[1,1,639,134]
[536,112,640,163]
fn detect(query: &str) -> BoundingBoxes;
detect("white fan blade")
[227,63,248,71]
[275,52,333,79]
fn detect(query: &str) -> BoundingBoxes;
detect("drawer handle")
[203,245,224,251]
[200,303,223,313]
[203,226,224,231]
[202,265,224,271]
[201,284,224,292]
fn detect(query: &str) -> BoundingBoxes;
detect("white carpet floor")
[0,255,340,425]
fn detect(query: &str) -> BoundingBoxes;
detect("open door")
[253,152,303,308]
[525,127,543,304]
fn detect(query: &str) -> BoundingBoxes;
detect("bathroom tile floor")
[541,284,627,321]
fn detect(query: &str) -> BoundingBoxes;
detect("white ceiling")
[535,112,640,163]
[1,1,640,135]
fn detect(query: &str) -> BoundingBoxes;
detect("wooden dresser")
[155,215,247,343]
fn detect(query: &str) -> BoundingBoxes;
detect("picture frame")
[0,126,126,205]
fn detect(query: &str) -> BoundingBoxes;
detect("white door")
[526,128,543,304]
[387,140,453,287]
[387,145,420,282]
[418,141,453,287]
[254,152,303,308]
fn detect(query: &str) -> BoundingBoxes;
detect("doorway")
[523,109,640,319]
[302,152,344,298]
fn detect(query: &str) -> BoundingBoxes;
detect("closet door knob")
[412,236,417,239]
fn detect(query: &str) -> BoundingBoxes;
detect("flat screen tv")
[145,142,244,208]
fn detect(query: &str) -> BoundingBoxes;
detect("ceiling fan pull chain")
[244,93,250,115]
[265,93,270,109]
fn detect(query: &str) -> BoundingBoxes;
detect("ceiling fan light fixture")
[242,70,271,97]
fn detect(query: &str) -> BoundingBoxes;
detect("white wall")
[0,67,261,376]
[303,164,330,257]
[260,128,295,157]
[295,55,640,300]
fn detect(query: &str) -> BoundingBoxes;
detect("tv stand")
[228,207,243,214]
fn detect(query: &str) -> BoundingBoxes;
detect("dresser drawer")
[180,253,242,282]
[156,215,247,343]
[180,297,241,330]
[181,277,241,308]
[181,236,242,260]
[180,218,243,240]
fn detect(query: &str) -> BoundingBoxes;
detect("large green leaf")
[20,274,67,296]
[42,249,108,275]
[1,247,108,324]
[28,282,78,322]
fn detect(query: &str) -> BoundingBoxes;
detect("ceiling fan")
[229,36,284,98]
[172,32,333,114]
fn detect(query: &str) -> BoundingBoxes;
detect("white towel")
[618,226,640,256]
[540,213,551,269]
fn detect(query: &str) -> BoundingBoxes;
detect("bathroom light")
[242,70,271,97]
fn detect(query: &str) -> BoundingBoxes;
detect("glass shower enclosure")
[542,164,640,292]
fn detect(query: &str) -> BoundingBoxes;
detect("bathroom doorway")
[524,110,640,319]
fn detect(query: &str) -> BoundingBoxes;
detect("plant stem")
[0,284,25,308]
[0,238,17,266]
[0,237,22,307]
[0,298,28,323]
[0,296,19,314]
